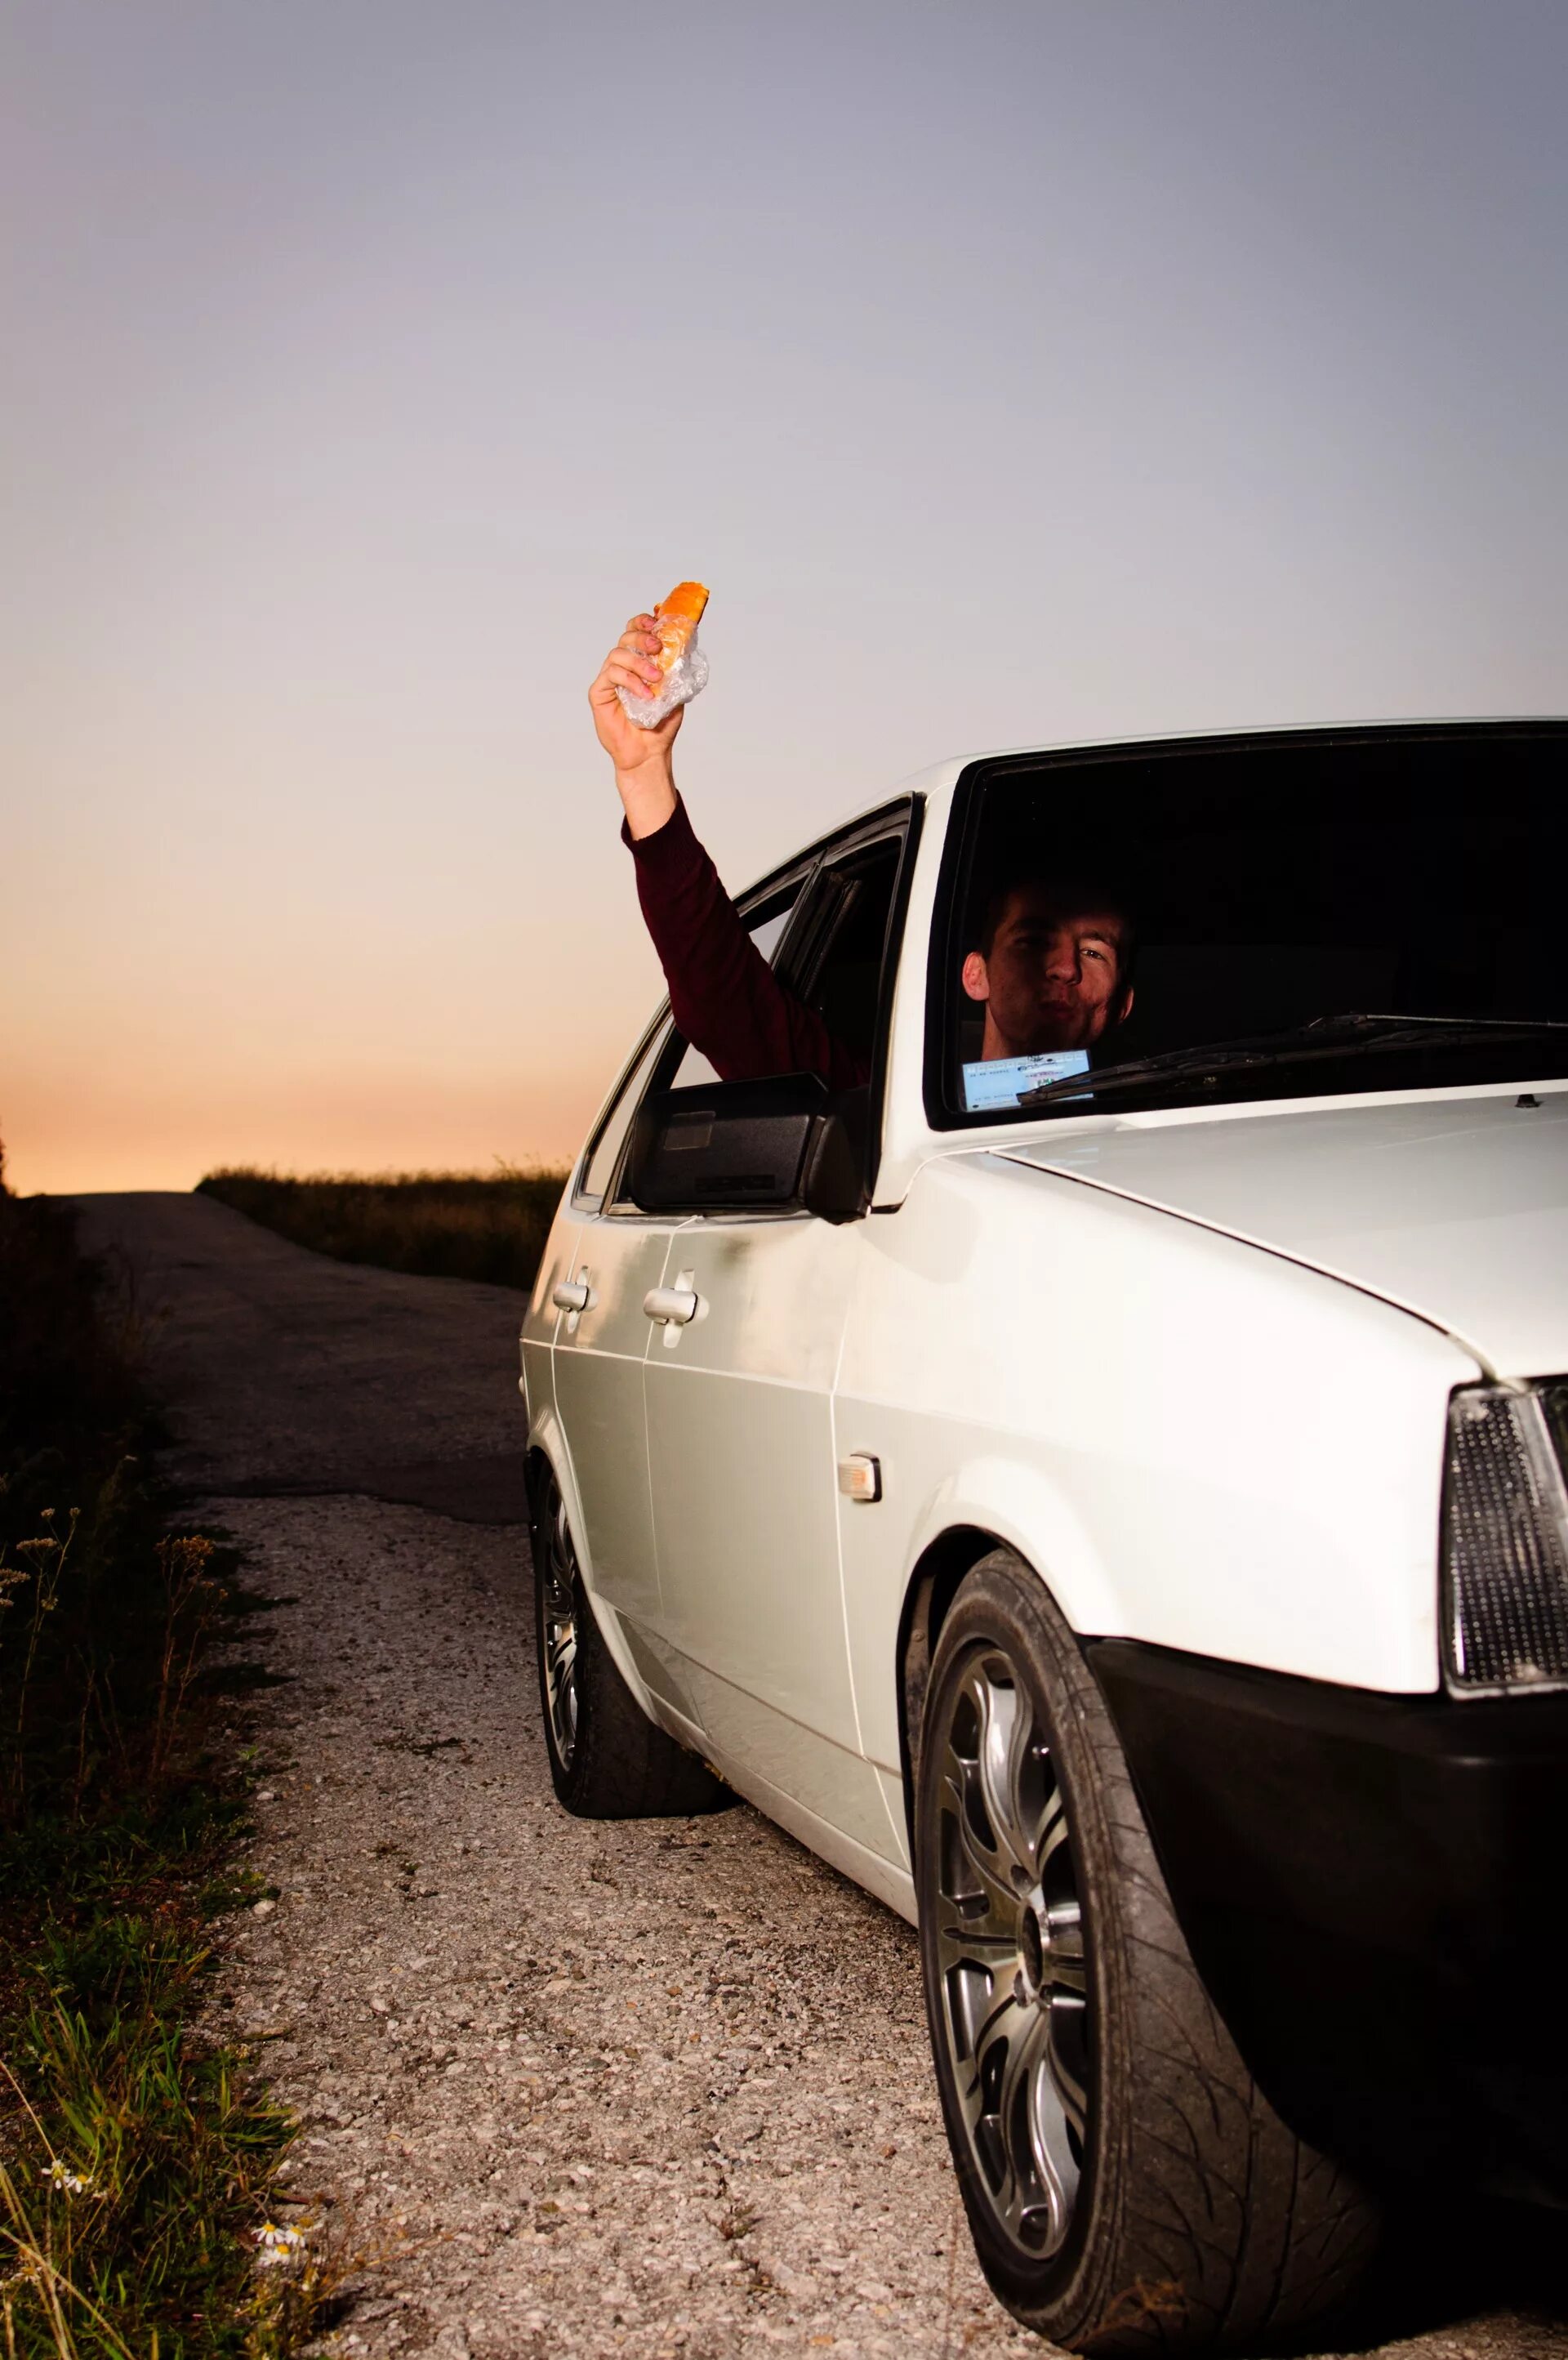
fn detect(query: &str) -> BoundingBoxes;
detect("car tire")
[531,1461,730,1819]
[915,1549,1380,2353]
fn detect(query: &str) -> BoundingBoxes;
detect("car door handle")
[643,1285,699,1326]
[552,1278,592,1313]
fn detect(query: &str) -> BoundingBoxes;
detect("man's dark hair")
[969,868,1140,984]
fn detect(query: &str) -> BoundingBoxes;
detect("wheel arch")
[895,1524,1000,1848]
[523,1439,551,1529]
[891,1454,1129,1852]
[523,1405,577,1545]
[522,1412,662,1726]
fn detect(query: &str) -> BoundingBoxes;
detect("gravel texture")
[212,1490,1034,2358]
[72,1193,1568,2359]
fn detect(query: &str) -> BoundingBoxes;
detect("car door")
[640,814,915,1858]
[554,884,811,1631]
[550,1016,678,1627]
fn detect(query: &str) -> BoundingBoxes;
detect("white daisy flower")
[254,2219,308,2266]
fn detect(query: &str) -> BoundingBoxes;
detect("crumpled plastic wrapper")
[615,631,710,729]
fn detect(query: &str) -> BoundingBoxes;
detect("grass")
[0,1153,329,2356]
[196,1165,569,1292]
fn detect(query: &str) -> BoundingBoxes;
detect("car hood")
[998,1086,1568,1377]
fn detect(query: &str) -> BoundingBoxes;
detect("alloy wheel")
[539,1475,581,1771]
[931,1642,1090,2260]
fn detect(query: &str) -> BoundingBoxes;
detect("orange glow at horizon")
[2,1066,595,1197]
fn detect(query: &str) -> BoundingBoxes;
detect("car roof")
[877,708,1568,813]
[745,714,1568,897]
[910,708,1565,777]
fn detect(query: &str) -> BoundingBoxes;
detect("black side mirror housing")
[800,1090,867,1222]
[625,1076,868,1223]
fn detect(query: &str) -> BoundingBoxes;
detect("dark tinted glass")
[791,839,903,1068]
[944,725,1568,1120]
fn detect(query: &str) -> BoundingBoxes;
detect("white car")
[519,720,1568,2353]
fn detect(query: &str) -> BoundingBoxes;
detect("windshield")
[937,723,1568,1124]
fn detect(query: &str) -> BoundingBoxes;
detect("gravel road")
[74,1193,1568,2360]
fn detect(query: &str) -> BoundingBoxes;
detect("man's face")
[962,884,1132,1057]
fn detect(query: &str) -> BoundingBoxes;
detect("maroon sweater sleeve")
[625,797,871,1091]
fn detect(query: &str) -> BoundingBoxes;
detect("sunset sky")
[5,0,1566,1194]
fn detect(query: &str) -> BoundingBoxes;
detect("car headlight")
[1444,1381,1568,1693]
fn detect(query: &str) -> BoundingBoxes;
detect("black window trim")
[569,838,837,1217]
[569,1004,675,1215]
[921,717,1568,1135]
[600,792,924,1219]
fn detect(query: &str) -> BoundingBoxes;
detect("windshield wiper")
[1019,1011,1568,1108]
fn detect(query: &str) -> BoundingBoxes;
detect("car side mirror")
[625,1076,868,1223]
[800,1090,867,1222]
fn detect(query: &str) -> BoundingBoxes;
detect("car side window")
[575,1019,671,1211]
[643,824,908,1107]
[602,806,915,1218]
[612,814,913,1219]
[782,834,905,1073]
[581,883,808,1215]
[666,888,806,1089]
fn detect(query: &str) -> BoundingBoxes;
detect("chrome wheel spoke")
[1031,2002,1085,2238]
[538,1479,581,1769]
[974,1668,1038,1885]
[938,1764,1025,1946]
[1037,1782,1070,1878]
[1043,1989,1089,2142]
[930,1636,1092,2265]
[996,1993,1049,2140]
[1042,1893,1086,1997]
[1001,2001,1067,2246]
[954,1983,1021,2135]
[546,1622,577,1689]
[980,1999,1072,2253]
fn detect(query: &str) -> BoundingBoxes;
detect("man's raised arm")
[588,614,868,1091]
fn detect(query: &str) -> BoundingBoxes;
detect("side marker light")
[838,1454,882,1504]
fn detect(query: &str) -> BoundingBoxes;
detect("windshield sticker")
[962,1051,1091,1112]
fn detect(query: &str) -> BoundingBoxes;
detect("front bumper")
[1089,1639,1568,2207]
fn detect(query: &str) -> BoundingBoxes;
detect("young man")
[589,612,1134,1095]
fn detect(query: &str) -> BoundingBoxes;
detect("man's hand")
[590,613,682,838]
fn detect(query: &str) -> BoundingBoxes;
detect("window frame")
[653,868,820,1097]
[600,794,924,1220]
[570,1006,675,1215]
[920,719,1567,1135]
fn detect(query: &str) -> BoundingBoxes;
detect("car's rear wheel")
[531,1462,729,1818]
[915,1550,1379,2353]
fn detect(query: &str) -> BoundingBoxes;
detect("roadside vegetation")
[197,1166,569,1292]
[0,1150,325,2355]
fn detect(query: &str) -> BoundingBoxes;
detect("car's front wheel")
[531,1462,729,1818]
[915,1550,1379,2353]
